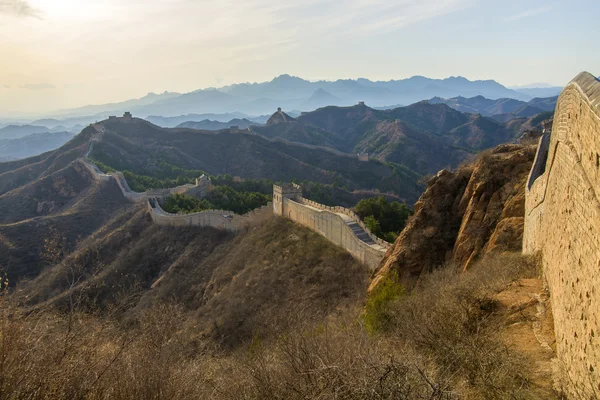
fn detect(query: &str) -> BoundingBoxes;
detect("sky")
[0,0,598,116]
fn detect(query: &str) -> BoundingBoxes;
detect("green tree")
[355,196,412,242]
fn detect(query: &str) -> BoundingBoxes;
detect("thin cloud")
[505,5,553,22]
[21,83,55,90]
[0,0,41,17]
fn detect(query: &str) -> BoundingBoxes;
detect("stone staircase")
[342,217,376,245]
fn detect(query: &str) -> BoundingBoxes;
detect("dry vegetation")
[0,251,557,399]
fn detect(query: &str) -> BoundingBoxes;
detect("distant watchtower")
[230,125,239,132]
[273,183,302,216]
[358,152,369,162]
[277,107,282,112]
[358,101,365,106]
[123,111,132,119]
[195,174,212,198]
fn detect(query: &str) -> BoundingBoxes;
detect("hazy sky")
[1,0,598,116]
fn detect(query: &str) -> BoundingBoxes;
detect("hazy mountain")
[0,131,76,160]
[145,113,267,128]
[299,89,344,111]
[429,95,557,121]
[0,124,51,140]
[49,91,181,118]
[514,87,562,98]
[176,118,255,130]
[43,74,536,119]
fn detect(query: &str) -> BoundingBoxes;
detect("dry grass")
[0,252,555,400]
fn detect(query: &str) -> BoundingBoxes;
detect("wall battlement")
[523,71,600,398]
[273,183,390,270]
[148,198,273,231]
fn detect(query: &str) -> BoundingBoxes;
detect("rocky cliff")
[371,143,536,290]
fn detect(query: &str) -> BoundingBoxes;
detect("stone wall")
[524,71,600,398]
[299,198,392,249]
[273,184,389,270]
[282,198,386,270]
[148,198,273,232]
[80,142,207,203]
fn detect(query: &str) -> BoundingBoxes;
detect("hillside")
[252,102,544,174]
[89,118,423,202]
[19,215,367,346]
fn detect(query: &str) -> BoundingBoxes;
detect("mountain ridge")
[39,74,542,119]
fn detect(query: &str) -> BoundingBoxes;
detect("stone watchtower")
[195,174,212,198]
[273,183,302,216]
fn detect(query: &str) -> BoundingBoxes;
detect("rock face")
[371,144,536,290]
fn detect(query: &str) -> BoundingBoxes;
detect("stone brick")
[524,72,600,398]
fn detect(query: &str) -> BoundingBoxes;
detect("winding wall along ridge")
[79,125,389,267]
[524,71,600,398]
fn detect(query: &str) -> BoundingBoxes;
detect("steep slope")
[0,171,129,284]
[372,143,537,289]
[0,129,91,195]
[19,215,367,346]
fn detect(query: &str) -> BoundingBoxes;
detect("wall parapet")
[298,198,392,249]
[523,71,600,398]
[148,198,273,231]
[273,183,390,270]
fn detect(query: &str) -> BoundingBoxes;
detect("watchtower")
[277,107,282,112]
[123,112,132,119]
[358,101,365,106]
[273,183,302,216]
[358,152,369,162]
[195,174,212,198]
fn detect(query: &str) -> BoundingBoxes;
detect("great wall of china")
[78,133,389,269]
[273,183,390,270]
[524,71,600,398]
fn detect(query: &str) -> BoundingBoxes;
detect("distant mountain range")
[146,113,269,128]
[38,74,563,119]
[176,118,254,130]
[0,124,81,140]
[429,95,557,122]
[0,131,75,161]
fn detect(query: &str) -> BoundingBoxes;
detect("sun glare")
[29,0,117,20]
